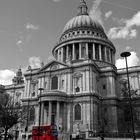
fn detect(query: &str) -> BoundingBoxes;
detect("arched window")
[74,104,81,120]
[51,76,58,90]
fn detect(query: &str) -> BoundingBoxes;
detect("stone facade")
[2,0,140,139]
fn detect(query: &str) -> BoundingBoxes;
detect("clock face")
[51,64,58,70]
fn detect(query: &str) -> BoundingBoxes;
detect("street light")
[120,51,136,140]
[25,66,32,136]
[38,87,44,140]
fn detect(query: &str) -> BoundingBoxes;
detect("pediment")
[39,60,69,72]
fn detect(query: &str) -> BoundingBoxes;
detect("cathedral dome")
[52,0,116,67]
[63,14,104,35]
[59,0,107,43]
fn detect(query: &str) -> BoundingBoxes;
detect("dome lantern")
[78,0,88,16]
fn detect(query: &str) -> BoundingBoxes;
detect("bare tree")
[121,81,140,132]
[0,93,21,140]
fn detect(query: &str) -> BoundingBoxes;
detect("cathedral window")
[82,30,85,34]
[51,76,58,90]
[74,104,81,120]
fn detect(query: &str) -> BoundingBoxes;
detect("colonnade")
[55,42,115,64]
[37,101,67,130]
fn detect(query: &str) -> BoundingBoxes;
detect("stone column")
[63,102,67,131]
[61,47,64,62]
[112,52,115,64]
[86,43,88,59]
[93,43,95,60]
[72,43,75,60]
[58,49,60,61]
[48,101,52,125]
[66,45,69,60]
[56,101,60,129]
[41,102,44,125]
[93,103,98,132]
[44,105,47,124]
[99,44,102,60]
[35,105,39,125]
[104,46,107,62]
[109,49,111,63]
[79,43,82,59]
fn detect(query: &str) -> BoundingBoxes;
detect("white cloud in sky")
[0,70,15,85]
[28,56,41,69]
[89,0,103,25]
[116,51,140,69]
[16,40,22,45]
[108,11,140,39]
[26,23,40,30]
[105,11,112,20]
[108,27,137,39]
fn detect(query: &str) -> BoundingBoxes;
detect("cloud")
[116,51,140,69]
[125,11,140,27]
[28,56,41,69]
[89,0,103,25]
[108,27,137,39]
[26,23,40,30]
[105,11,112,20]
[0,70,15,85]
[108,11,140,39]
[16,40,23,45]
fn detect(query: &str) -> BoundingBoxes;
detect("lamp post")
[38,87,44,140]
[25,65,32,139]
[120,51,136,140]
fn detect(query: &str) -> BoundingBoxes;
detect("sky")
[0,0,140,85]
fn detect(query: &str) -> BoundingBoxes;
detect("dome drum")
[53,41,115,65]
[59,27,108,44]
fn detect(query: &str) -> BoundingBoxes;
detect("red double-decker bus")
[32,125,58,140]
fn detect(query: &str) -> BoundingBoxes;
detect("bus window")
[32,125,58,140]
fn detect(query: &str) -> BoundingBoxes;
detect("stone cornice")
[117,66,140,75]
[5,84,25,90]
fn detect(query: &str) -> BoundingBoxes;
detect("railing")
[88,132,140,138]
